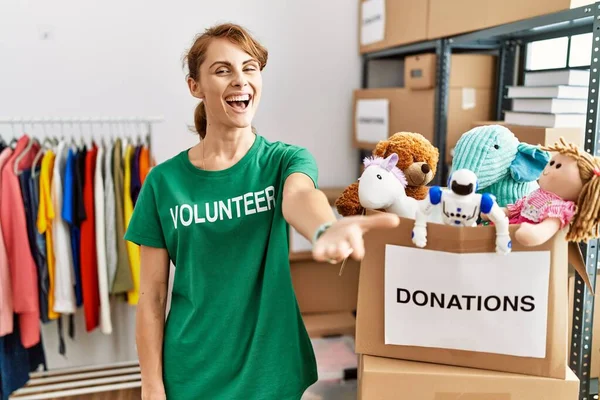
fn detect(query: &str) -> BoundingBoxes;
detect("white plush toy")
[411,168,512,255]
[358,153,419,219]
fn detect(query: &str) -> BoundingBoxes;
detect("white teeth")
[225,94,250,102]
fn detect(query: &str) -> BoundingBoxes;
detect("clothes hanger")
[30,122,49,175]
[31,138,51,178]
[14,136,37,175]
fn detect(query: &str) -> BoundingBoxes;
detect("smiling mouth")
[225,94,252,112]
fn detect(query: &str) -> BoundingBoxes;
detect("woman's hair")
[541,137,600,242]
[183,23,268,139]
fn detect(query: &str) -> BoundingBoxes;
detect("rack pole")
[0,116,164,124]
[433,38,451,186]
[570,5,600,400]
[495,40,518,121]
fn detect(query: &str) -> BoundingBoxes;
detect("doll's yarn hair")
[541,137,600,242]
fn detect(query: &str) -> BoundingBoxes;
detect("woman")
[124,23,399,400]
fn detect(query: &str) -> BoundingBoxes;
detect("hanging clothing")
[61,148,83,307]
[111,139,133,294]
[0,148,13,337]
[0,135,41,348]
[37,150,59,321]
[0,315,31,400]
[0,314,46,400]
[51,141,76,315]
[80,145,100,332]
[103,142,118,291]
[139,145,150,184]
[130,145,142,205]
[19,166,49,324]
[94,144,112,334]
[123,144,140,305]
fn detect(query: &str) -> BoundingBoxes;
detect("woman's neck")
[189,125,256,171]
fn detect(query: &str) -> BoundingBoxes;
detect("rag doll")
[506,137,600,248]
[412,168,511,255]
[451,125,550,207]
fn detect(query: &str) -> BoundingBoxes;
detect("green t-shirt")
[124,134,319,400]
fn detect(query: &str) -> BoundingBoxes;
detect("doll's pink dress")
[506,188,576,228]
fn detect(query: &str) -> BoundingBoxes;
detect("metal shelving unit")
[360,3,600,399]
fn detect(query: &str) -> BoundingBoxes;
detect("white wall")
[0,0,361,369]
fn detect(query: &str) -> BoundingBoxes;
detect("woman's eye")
[549,160,555,166]
[556,163,562,169]
[377,174,382,180]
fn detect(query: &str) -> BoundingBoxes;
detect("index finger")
[357,212,400,231]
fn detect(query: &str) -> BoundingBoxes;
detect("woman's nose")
[232,72,248,87]
[421,164,431,174]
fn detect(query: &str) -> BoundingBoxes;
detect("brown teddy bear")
[335,131,439,217]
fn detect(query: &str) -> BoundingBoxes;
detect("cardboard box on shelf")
[291,258,360,314]
[353,88,494,163]
[355,212,587,379]
[427,0,594,40]
[358,354,579,400]
[359,0,428,54]
[405,54,496,91]
[472,121,584,149]
[303,312,356,338]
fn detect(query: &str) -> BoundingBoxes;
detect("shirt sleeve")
[539,199,577,229]
[282,147,319,189]
[123,170,167,249]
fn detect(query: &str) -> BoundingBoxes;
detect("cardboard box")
[355,214,585,379]
[359,0,428,54]
[303,312,356,338]
[472,121,584,149]
[427,0,594,39]
[354,88,494,163]
[358,354,579,400]
[405,54,496,91]
[291,258,360,314]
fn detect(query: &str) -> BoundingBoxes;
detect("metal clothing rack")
[360,3,600,399]
[0,115,164,152]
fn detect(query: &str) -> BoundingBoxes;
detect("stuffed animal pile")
[336,124,600,251]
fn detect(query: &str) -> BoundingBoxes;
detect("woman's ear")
[187,77,204,100]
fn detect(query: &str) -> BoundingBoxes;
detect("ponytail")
[194,101,208,139]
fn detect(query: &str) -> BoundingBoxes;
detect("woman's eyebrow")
[209,59,257,69]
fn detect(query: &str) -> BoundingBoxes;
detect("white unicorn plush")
[358,153,420,219]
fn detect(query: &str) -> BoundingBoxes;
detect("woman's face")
[190,38,262,131]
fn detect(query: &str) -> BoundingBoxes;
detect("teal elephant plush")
[451,124,551,207]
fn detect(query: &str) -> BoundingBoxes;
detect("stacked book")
[504,68,589,128]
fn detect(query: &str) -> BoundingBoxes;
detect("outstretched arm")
[282,172,338,246]
[282,172,399,263]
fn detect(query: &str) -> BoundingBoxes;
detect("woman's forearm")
[282,182,337,242]
[137,246,170,397]
[136,292,166,389]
